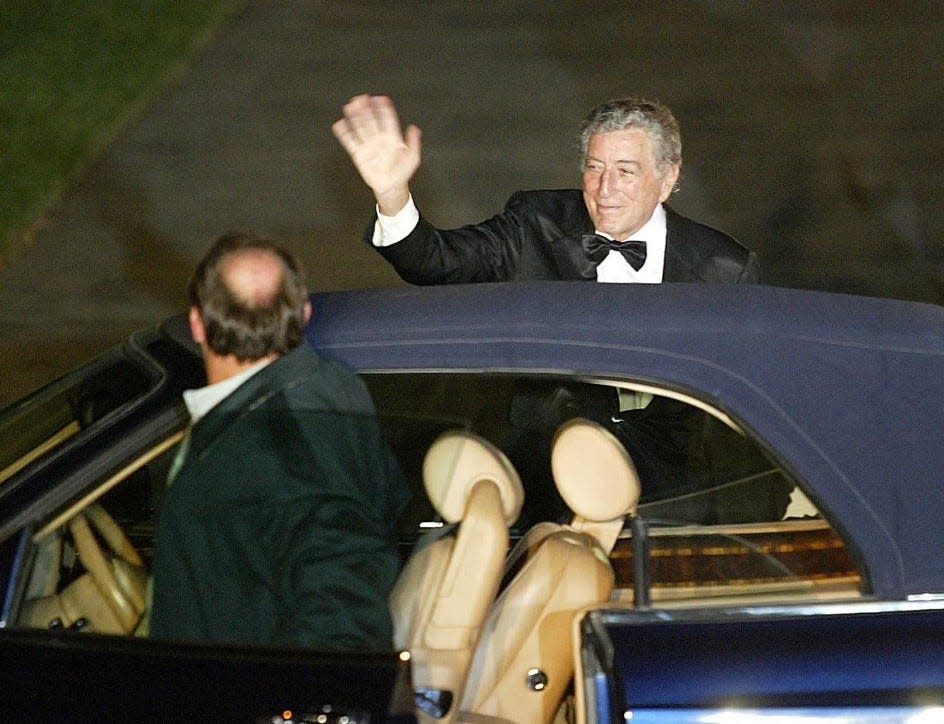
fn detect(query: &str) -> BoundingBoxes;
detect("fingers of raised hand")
[334,94,400,146]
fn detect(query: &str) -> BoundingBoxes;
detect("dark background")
[1,1,942,405]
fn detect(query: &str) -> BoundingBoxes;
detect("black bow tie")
[581,234,647,271]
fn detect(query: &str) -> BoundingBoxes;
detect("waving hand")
[332,94,422,215]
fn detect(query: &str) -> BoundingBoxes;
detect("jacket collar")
[661,205,698,282]
[186,344,320,460]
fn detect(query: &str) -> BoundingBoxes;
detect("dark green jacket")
[150,343,407,650]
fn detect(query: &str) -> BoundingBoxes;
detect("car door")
[577,602,944,723]
[0,330,416,723]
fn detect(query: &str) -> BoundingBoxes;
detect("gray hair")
[578,97,682,176]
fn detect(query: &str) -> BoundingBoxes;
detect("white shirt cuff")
[371,195,420,247]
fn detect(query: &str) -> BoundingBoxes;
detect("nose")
[598,168,615,196]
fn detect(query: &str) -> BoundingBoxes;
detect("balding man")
[150,232,408,650]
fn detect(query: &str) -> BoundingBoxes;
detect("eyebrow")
[585,156,642,167]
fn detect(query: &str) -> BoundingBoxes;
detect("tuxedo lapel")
[662,206,698,282]
[547,233,597,279]
[542,197,699,282]
[662,205,758,283]
[544,194,595,280]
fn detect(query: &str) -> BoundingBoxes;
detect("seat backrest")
[389,429,524,723]
[459,418,640,724]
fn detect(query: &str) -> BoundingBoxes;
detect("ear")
[188,306,206,344]
[658,163,681,203]
[302,301,312,324]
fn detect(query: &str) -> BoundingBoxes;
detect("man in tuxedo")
[332,93,758,285]
[333,95,776,523]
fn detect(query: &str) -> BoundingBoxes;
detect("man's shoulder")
[506,188,583,211]
[665,205,749,252]
[504,189,589,230]
[269,343,361,387]
[272,343,376,411]
[664,205,760,282]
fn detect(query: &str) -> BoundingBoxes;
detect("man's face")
[582,128,679,240]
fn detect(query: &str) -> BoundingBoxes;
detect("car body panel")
[0,330,199,541]
[2,626,414,722]
[578,600,944,722]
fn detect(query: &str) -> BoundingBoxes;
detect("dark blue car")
[1,282,942,722]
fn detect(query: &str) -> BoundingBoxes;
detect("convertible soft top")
[306,282,944,599]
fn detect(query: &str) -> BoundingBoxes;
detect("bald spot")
[220,249,283,308]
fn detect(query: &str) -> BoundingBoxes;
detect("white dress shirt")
[372,195,667,282]
[594,204,666,283]
[182,358,273,424]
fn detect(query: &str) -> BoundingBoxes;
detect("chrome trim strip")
[621,706,944,723]
[908,593,944,602]
[595,597,944,624]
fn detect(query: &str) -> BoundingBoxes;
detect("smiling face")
[581,128,680,241]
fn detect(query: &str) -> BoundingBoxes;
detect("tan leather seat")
[389,429,524,723]
[20,503,147,634]
[458,417,641,724]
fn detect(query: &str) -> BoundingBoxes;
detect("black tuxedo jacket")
[372,188,759,284]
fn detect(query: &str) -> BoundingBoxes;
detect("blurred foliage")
[0,0,246,266]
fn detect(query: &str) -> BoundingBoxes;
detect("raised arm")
[331,94,422,216]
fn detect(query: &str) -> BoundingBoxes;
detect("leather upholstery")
[21,504,147,634]
[459,418,640,723]
[389,430,524,723]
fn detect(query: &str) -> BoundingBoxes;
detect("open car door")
[576,601,944,723]
[0,622,415,722]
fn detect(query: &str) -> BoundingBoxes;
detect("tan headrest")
[423,430,524,525]
[550,418,641,521]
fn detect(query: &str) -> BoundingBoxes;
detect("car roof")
[305,281,944,598]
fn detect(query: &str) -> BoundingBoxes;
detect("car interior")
[0,348,864,721]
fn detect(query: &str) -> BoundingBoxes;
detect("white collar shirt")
[182,358,273,424]
[594,204,667,283]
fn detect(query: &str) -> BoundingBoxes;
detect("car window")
[362,371,864,603]
[0,349,156,486]
[362,373,793,530]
